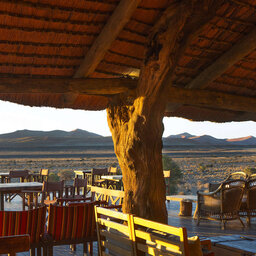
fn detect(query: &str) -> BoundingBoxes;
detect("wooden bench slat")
[135,229,181,252]
[0,235,30,254]
[98,218,130,236]
[102,240,133,256]
[100,229,131,245]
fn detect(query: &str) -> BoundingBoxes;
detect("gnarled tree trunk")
[107,0,221,223]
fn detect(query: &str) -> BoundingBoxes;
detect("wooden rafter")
[0,77,136,95]
[167,87,256,113]
[74,0,141,78]
[1,77,256,114]
[186,27,256,89]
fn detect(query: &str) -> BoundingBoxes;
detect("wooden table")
[206,235,256,255]
[74,170,92,179]
[0,182,43,210]
[0,171,40,183]
[101,175,123,190]
[166,195,197,217]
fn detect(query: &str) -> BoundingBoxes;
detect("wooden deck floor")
[167,201,256,238]
[6,199,256,255]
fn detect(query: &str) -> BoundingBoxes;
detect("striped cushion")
[0,206,46,244]
[47,202,96,241]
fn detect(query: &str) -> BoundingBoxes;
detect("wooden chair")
[24,180,65,209]
[90,185,124,210]
[197,179,246,228]
[43,202,99,256]
[93,167,119,188]
[0,206,47,256]
[91,167,109,187]
[95,206,214,256]
[38,169,49,182]
[163,170,171,195]
[57,178,89,205]
[239,175,256,225]
[0,235,30,256]
[6,170,30,202]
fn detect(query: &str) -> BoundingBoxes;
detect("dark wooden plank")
[0,235,30,255]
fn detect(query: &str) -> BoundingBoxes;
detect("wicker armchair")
[239,175,256,225]
[208,171,247,192]
[197,179,246,228]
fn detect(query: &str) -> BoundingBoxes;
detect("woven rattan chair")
[197,179,246,228]
[239,175,256,225]
[208,171,247,192]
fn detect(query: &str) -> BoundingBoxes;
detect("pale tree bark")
[107,0,223,223]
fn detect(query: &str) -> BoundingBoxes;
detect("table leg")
[193,203,198,219]
[0,192,4,211]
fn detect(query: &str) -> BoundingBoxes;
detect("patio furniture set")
[197,172,256,228]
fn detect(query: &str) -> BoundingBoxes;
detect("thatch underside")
[0,0,256,122]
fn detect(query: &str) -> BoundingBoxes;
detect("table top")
[101,175,122,181]
[0,171,40,176]
[166,195,197,202]
[207,235,256,254]
[0,182,43,192]
[74,170,92,174]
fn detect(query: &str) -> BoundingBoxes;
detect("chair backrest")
[133,216,190,256]
[0,235,30,255]
[227,172,247,181]
[221,179,246,213]
[47,202,97,242]
[42,180,64,200]
[92,168,109,176]
[95,207,190,256]
[91,168,109,186]
[9,170,29,180]
[163,170,171,178]
[108,167,117,175]
[246,177,256,210]
[40,169,49,182]
[90,186,124,206]
[0,206,46,246]
[73,177,87,197]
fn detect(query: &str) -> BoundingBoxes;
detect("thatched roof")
[0,0,256,122]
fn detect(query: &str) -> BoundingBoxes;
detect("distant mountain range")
[0,130,255,150]
[163,132,256,146]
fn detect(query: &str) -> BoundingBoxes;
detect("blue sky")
[0,100,255,139]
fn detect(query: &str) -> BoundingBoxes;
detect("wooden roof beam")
[166,87,256,113]
[186,27,256,89]
[1,77,256,114]
[74,0,141,78]
[0,77,137,95]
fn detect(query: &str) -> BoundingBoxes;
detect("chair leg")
[221,220,226,230]
[239,217,245,227]
[42,246,47,256]
[30,248,35,256]
[83,242,88,255]
[37,247,42,256]
[88,242,93,256]
[70,244,76,251]
[48,245,53,256]
[197,216,200,226]
[247,216,251,226]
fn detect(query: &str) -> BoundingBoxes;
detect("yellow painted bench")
[95,206,213,256]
